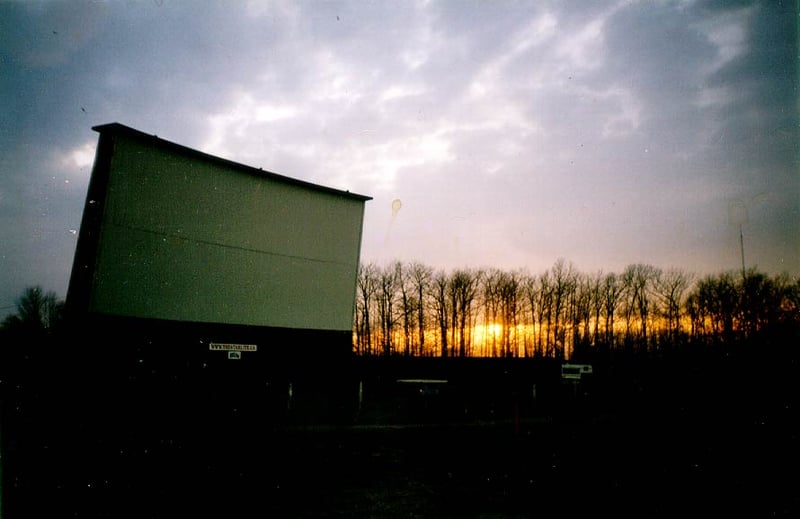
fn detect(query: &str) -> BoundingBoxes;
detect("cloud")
[0,0,797,318]
[54,141,96,171]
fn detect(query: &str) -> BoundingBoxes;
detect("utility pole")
[739,224,746,281]
[729,199,748,281]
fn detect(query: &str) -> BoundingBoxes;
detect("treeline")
[353,259,800,360]
[3,263,798,363]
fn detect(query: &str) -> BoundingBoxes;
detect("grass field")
[2,351,797,518]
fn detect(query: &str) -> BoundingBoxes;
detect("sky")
[1,0,798,317]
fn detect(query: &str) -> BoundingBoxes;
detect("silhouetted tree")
[354,260,797,361]
[570,272,595,359]
[537,271,554,357]
[653,269,693,346]
[550,259,576,359]
[497,270,520,357]
[600,272,623,352]
[587,271,604,349]
[621,264,659,352]
[430,270,450,358]
[376,264,399,356]
[395,262,415,356]
[773,273,800,334]
[449,269,480,357]
[1,286,64,337]
[355,263,378,355]
[694,272,738,343]
[521,272,539,357]
[409,262,433,356]
[481,269,501,357]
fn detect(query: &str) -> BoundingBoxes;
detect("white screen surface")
[81,128,368,332]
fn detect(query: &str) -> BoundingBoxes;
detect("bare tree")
[1,286,63,335]
[550,259,576,359]
[600,272,624,351]
[770,272,800,334]
[497,270,521,357]
[409,262,433,356]
[376,263,399,356]
[481,269,501,357]
[446,273,458,358]
[395,262,416,356]
[355,263,379,355]
[521,272,538,357]
[448,269,480,357]
[621,264,660,351]
[694,272,738,343]
[430,270,450,358]
[537,271,554,357]
[653,268,693,345]
[570,272,594,360]
[684,289,703,342]
[588,271,604,348]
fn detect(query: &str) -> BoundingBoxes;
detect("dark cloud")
[704,1,798,173]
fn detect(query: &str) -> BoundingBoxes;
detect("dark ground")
[2,350,798,518]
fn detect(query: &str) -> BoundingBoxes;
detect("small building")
[64,123,371,423]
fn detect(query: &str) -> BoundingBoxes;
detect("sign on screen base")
[209,343,257,360]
